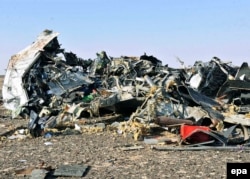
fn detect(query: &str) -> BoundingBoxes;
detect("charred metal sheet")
[177,85,220,108]
[217,80,250,106]
[225,80,250,90]
[187,57,237,98]
[235,62,250,81]
[223,124,249,144]
[46,71,93,96]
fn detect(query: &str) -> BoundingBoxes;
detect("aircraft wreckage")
[2,30,250,149]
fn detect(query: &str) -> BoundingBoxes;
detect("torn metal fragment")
[120,145,144,151]
[53,165,88,177]
[2,30,59,113]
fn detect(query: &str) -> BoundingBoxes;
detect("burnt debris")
[2,30,250,149]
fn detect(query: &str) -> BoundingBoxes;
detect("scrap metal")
[2,30,250,149]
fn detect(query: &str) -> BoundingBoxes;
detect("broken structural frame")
[2,30,250,148]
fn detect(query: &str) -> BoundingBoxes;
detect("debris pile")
[2,30,250,149]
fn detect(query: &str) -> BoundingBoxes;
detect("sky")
[1,0,250,74]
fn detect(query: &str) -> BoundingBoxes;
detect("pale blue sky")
[1,0,250,74]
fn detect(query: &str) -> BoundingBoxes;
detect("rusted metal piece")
[155,116,194,126]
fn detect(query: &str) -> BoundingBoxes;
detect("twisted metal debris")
[2,30,250,148]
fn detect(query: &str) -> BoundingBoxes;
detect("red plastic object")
[180,125,210,143]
